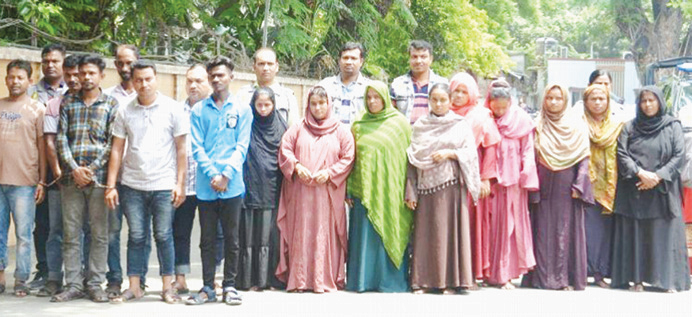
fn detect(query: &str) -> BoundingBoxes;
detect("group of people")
[0,39,690,308]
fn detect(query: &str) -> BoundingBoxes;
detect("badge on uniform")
[226,113,238,129]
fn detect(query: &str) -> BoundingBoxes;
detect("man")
[0,60,47,297]
[37,54,83,298]
[390,40,448,124]
[172,64,211,294]
[236,47,299,126]
[105,60,188,303]
[52,54,118,303]
[187,56,251,305]
[572,69,635,122]
[28,43,68,291]
[103,44,139,106]
[317,42,370,126]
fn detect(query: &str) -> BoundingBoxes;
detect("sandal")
[0,283,5,295]
[51,288,85,302]
[223,287,242,306]
[111,289,144,304]
[185,286,216,305]
[171,281,189,294]
[14,283,30,297]
[105,283,122,299]
[161,288,181,304]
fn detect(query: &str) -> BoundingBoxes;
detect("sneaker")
[87,286,109,303]
[222,287,242,306]
[37,280,63,297]
[28,272,47,290]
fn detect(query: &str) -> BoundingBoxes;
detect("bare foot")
[595,279,610,289]
[629,284,644,292]
[442,288,456,295]
[465,284,480,291]
[249,286,261,292]
[561,286,574,291]
[500,282,515,290]
[412,289,425,295]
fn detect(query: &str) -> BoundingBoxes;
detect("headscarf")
[348,81,413,268]
[535,84,591,171]
[633,85,675,136]
[583,84,623,213]
[243,88,288,209]
[450,73,501,148]
[304,86,339,136]
[491,95,537,188]
[407,87,481,203]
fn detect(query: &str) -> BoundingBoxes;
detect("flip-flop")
[14,283,30,297]
[161,288,181,304]
[110,289,144,304]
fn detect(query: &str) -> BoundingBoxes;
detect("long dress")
[611,86,691,291]
[346,81,413,292]
[275,90,355,292]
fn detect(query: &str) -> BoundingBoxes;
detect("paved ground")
[1,222,690,317]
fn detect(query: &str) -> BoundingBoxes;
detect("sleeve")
[616,123,640,180]
[479,144,498,180]
[520,132,539,191]
[287,91,300,127]
[278,125,300,180]
[405,162,418,203]
[191,106,221,179]
[326,127,356,188]
[220,106,253,179]
[57,101,79,171]
[172,103,190,137]
[572,158,595,205]
[111,106,127,139]
[35,102,45,138]
[87,102,117,171]
[655,122,686,182]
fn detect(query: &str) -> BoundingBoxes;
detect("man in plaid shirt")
[52,54,118,303]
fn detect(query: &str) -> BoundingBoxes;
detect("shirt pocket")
[88,106,109,143]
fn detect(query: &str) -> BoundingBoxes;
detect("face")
[544,87,565,114]
[584,89,608,118]
[79,63,104,91]
[254,94,275,117]
[592,75,611,92]
[409,48,432,75]
[208,65,233,94]
[253,50,279,85]
[186,67,211,103]
[309,94,329,121]
[339,48,363,77]
[639,91,660,117]
[451,84,469,107]
[42,50,64,81]
[365,88,384,114]
[5,67,32,97]
[132,67,157,100]
[114,48,137,82]
[489,98,511,118]
[63,66,81,93]
[429,88,451,116]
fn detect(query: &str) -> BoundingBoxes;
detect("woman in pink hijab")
[449,72,501,287]
[275,86,355,293]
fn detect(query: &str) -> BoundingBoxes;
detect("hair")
[206,56,235,73]
[79,54,106,72]
[588,69,612,85]
[339,42,365,59]
[408,40,433,55]
[6,59,32,78]
[253,47,277,64]
[115,44,140,59]
[250,87,276,111]
[429,83,451,97]
[308,86,329,101]
[41,43,66,58]
[489,87,512,100]
[63,54,82,69]
[131,59,157,76]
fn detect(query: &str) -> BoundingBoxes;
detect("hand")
[636,170,660,191]
[405,200,418,210]
[431,150,453,163]
[313,170,330,184]
[211,175,229,192]
[34,184,45,204]
[479,179,491,199]
[72,167,93,187]
[105,188,119,210]
[345,198,354,208]
[295,163,312,183]
[571,188,580,199]
[172,185,186,208]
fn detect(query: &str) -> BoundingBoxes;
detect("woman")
[449,73,501,285]
[276,86,355,293]
[237,88,287,290]
[581,84,623,288]
[522,84,593,291]
[405,83,481,294]
[611,86,691,292]
[484,80,538,289]
[346,81,413,292]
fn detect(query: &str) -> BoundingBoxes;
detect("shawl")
[407,110,481,203]
[450,72,501,148]
[633,85,676,136]
[348,80,413,268]
[243,89,288,209]
[535,84,591,171]
[494,104,538,188]
[582,85,623,213]
[304,86,339,136]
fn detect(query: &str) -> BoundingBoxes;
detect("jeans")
[199,196,242,288]
[0,185,36,282]
[121,185,175,277]
[33,197,49,276]
[173,195,197,274]
[61,183,109,291]
[45,189,63,281]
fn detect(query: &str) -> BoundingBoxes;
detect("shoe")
[185,286,216,305]
[105,282,121,299]
[87,286,109,303]
[222,287,242,306]
[37,281,63,297]
[28,272,47,290]
[51,288,85,302]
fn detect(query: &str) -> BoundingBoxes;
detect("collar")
[77,88,110,104]
[134,92,161,109]
[39,78,66,91]
[203,93,234,110]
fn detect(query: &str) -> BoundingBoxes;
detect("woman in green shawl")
[346,80,413,292]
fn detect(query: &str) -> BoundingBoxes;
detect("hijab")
[304,86,339,136]
[450,73,501,148]
[633,85,675,136]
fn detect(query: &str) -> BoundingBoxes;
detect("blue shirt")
[190,94,253,201]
